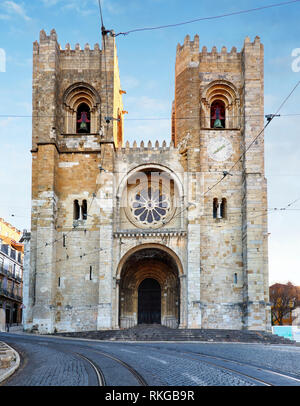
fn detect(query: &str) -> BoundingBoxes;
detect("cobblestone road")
[1,333,300,387]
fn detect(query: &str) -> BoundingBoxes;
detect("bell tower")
[174,34,270,331]
[26,29,124,333]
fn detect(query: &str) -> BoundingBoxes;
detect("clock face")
[207,136,233,162]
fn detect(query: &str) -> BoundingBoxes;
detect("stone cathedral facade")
[23,29,271,334]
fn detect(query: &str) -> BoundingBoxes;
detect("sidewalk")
[0,340,20,384]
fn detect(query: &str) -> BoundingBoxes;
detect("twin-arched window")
[213,198,227,219]
[63,83,100,134]
[201,81,240,129]
[73,199,87,221]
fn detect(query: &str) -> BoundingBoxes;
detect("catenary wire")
[11,199,298,275]
[2,112,300,120]
[27,0,111,252]
[203,79,300,195]
[6,46,300,249]
[112,0,300,36]
[158,79,300,223]
[25,202,299,273]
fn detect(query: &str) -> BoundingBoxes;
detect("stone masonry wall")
[26,30,270,333]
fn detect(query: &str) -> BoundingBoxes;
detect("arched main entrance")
[138,278,161,324]
[118,246,181,329]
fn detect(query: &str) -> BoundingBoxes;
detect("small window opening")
[77,103,91,133]
[220,198,227,219]
[82,200,87,220]
[74,200,80,220]
[213,198,227,219]
[211,100,225,128]
[58,277,61,287]
[213,198,218,219]
[234,273,238,284]
[63,234,66,247]
[89,266,92,281]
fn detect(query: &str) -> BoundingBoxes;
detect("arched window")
[73,200,80,220]
[211,100,225,128]
[220,198,227,219]
[213,198,218,219]
[82,200,87,220]
[63,83,100,134]
[76,103,91,133]
[73,199,87,223]
[201,80,240,129]
[213,198,227,219]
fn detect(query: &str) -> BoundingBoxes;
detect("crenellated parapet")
[174,34,264,148]
[199,45,240,63]
[61,42,101,54]
[32,29,122,149]
[34,28,106,54]
[176,34,262,75]
[116,139,176,156]
[175,34,200,76]
[176,34,199,55]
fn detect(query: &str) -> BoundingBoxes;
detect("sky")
[0,0,299,285]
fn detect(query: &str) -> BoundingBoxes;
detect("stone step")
[56,325,295,345]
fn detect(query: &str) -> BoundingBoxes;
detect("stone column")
[179,274,187,328]
[242,37,270,330]
[31,145,58,334]
[186,222,201,328]
[97,144,115,329]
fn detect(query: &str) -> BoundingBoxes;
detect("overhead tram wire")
[33,247,103,272]
[2,112,300,121]
[97,0,113,172]
[202,79,300,197]
[41,0,115,249]
[5,74,300,248]
[98,0,110,123]
[6,15,300,248]
[162,79,300,223]
[282,196,300,209]
[26,71,300,250]
[24,1,109,253]
[9,198,300,255]
[112,0,300,37]
[34,204,300,272]
[62,1,112,224]
[107,206,300,229]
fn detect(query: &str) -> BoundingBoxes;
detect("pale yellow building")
[0,218,24,325]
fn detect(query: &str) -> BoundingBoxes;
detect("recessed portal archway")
[118,246,181,329]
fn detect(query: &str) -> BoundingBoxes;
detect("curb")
[0,342,20,384]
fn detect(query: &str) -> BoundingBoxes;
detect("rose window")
[130,187,170,226]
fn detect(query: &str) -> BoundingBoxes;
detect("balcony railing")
[0,266,22,283]
[0,287,22,302]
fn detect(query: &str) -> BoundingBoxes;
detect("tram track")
[190,351,300,386]
[81,348,148,386]
[1,333,299,386]
[130,343,300,386]
[74,352,106,386]
[74,347,148,386]
[0,334,148,386]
